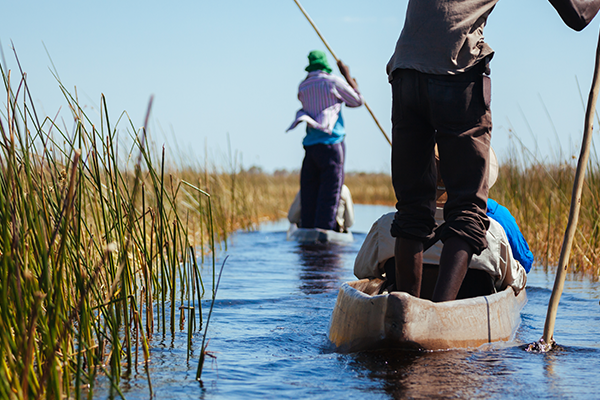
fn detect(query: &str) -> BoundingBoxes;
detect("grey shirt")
[387,0,600,78]
[387,0,498,77]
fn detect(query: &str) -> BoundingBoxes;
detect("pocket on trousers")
[428,78,482,128]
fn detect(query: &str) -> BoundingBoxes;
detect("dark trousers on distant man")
[300,141,345,231]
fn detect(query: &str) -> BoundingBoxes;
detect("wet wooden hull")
[328,279,527,352]
[287,224,353,244]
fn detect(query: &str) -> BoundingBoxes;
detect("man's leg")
[314,142,344,231]
[300,146,320,229]
[395,237,424,297]
[429,62,492,301]
[432,236,473,302]
[390,69,437,295]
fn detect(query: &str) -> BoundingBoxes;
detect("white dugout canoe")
[329,278,527,352]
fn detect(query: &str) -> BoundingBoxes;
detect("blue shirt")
[487,199,534,273]
[303,111,345,146]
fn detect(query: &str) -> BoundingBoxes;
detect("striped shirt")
[287,71,363,136]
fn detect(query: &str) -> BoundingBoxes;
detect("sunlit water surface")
[97,205,600,399]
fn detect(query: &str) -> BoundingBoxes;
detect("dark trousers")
[390,64,492,255]
[300,141,345,231]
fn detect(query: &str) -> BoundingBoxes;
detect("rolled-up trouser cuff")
[440,214,489,255]
[390,210,436,243]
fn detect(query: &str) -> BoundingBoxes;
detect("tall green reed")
[0,58,218,399]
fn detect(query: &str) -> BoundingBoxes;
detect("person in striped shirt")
[287,50,364,231]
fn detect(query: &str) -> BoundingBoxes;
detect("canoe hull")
[287,224,353,244]
[328,279,527,352]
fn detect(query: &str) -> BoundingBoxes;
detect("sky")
[2,0,600,174]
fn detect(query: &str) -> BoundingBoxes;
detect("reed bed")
[490,154,600,279]
[191,167,300,233]
[0,62,227,398]
[202,169,396,225]
[345,172,395,205]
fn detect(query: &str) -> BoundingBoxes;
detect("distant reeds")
[222,162,600,279]
[191,168,396,226]
[490,153,600,279]
[345,172,395,205]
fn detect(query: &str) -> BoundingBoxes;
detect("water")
[100,205,600,399]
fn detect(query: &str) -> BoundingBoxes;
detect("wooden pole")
[292,0,392,147]
[541,28,600,347]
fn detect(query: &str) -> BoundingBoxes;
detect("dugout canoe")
[287,223,354,244]
[328,277,527,352]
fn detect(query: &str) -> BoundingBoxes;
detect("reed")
[345,172,396,205]
[0,60,222,398]
[187,168,396,227]
[490,149,600,279]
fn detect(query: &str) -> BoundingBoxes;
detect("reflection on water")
[296,243,345,294]
[92,205,600,400]
[350,342,600,399]
[351,348,513,400]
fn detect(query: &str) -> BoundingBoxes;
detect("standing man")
[287,50,363,231]
[388,0,600,302]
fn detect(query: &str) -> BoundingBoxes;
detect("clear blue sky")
[2,0,600,173]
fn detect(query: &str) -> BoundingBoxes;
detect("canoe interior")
[381,260,497,300]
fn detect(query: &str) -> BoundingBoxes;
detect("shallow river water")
[103,205,600,399]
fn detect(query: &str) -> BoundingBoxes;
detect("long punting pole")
[542,28,600,346]
[292,0,393,147]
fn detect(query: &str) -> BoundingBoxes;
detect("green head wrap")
[305,50,332,74]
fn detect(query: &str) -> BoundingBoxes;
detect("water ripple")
[94,209,600,399]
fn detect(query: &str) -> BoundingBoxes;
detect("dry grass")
[228,163,600,279]
[490,159,600,279]
[199,170,396,232]
[345,172,395,205]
